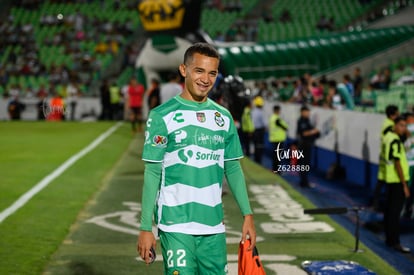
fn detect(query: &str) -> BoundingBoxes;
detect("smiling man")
[137,42,256,275]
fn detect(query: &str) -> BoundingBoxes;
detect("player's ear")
[179,64,186,78]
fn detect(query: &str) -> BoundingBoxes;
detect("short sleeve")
[142,110,168,162]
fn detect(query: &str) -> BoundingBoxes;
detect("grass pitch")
[0,121,132,275]
[0,121,398,274]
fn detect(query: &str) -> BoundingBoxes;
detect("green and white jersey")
[142,95,243,235]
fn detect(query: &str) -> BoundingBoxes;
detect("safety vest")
[238,239,266,275]
[109,85,121,104]
[378,118,395,181]
[383,131,410,184]
[268,113,288,142]
[241,106,254,133]
[381,118,394,136]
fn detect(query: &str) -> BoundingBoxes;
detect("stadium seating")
[1,0,140,96]
[201,0,259,39]
[256,0,384,42]
[218,25,414,80]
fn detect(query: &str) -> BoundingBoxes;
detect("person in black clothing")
[296,105,320,187]
[146,78,160,111]
[99,79,111,120]
[8,96,26,120]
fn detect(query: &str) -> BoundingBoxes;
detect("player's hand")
[241,214,256,250]
[403,184,410,198]
[137,231,156,264]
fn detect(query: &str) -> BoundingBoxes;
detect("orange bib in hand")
[238,239,266,275]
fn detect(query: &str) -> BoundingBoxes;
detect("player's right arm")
[138,109,167,264]
[138,161,162,264]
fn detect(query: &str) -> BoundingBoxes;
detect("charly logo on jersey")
[214,112,225,127]
[177,149,220,163]
[196,112,206,122]
[173,112,184,123]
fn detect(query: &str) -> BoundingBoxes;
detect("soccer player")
[137,42,256,274]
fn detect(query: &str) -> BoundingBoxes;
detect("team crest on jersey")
[196,112,206,122]
[172,271,180,275]
[152,135,167,147]
[214,112,225,127]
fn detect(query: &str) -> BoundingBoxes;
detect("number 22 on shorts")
[167,249,187,268]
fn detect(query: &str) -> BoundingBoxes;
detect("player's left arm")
[225,160,256,250]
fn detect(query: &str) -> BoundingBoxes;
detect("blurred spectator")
[95,40,109,54]
[241,100,254,157]
[160,71,183,104]
[67,80,81,120]
[36,86,48,120]
[296,105,320,188]
[370,68,392,90]
[353,67,364,104]
[317,15,335,31]
[8,96,25,120]
[323,80,338,109]
[359,83,377,107]
[380,68,392,90]
[253,81,269,98]
[289,77,309,104]
[342,74,355,98]
[47,91,65,121]
[146,78,161,111]
[8,84,22,98]
[0,67,9,87]
[99,79,111,120]
[309,80,324,106]
[279,9,292,23]
[127,78,145,132]
[268,105,289,173]
[317,15,329,31]
[214,31,225,42]
[109,81,122,120]
[252,96,266,164]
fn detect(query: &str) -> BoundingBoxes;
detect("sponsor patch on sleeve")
[152,135,168,147]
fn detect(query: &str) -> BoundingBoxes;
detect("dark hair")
[300,105,310,112]
[273,105,281,112]
[183,42,220,65]
[167,71,180,81]
[385,104,398,118]
[394,115,406,124]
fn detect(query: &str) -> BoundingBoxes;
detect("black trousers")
[241,131,253,157]
[253,128,265,164]
[298,141,312,186]
[384,183,405,246]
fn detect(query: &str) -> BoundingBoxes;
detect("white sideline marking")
[0,122,123,224]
